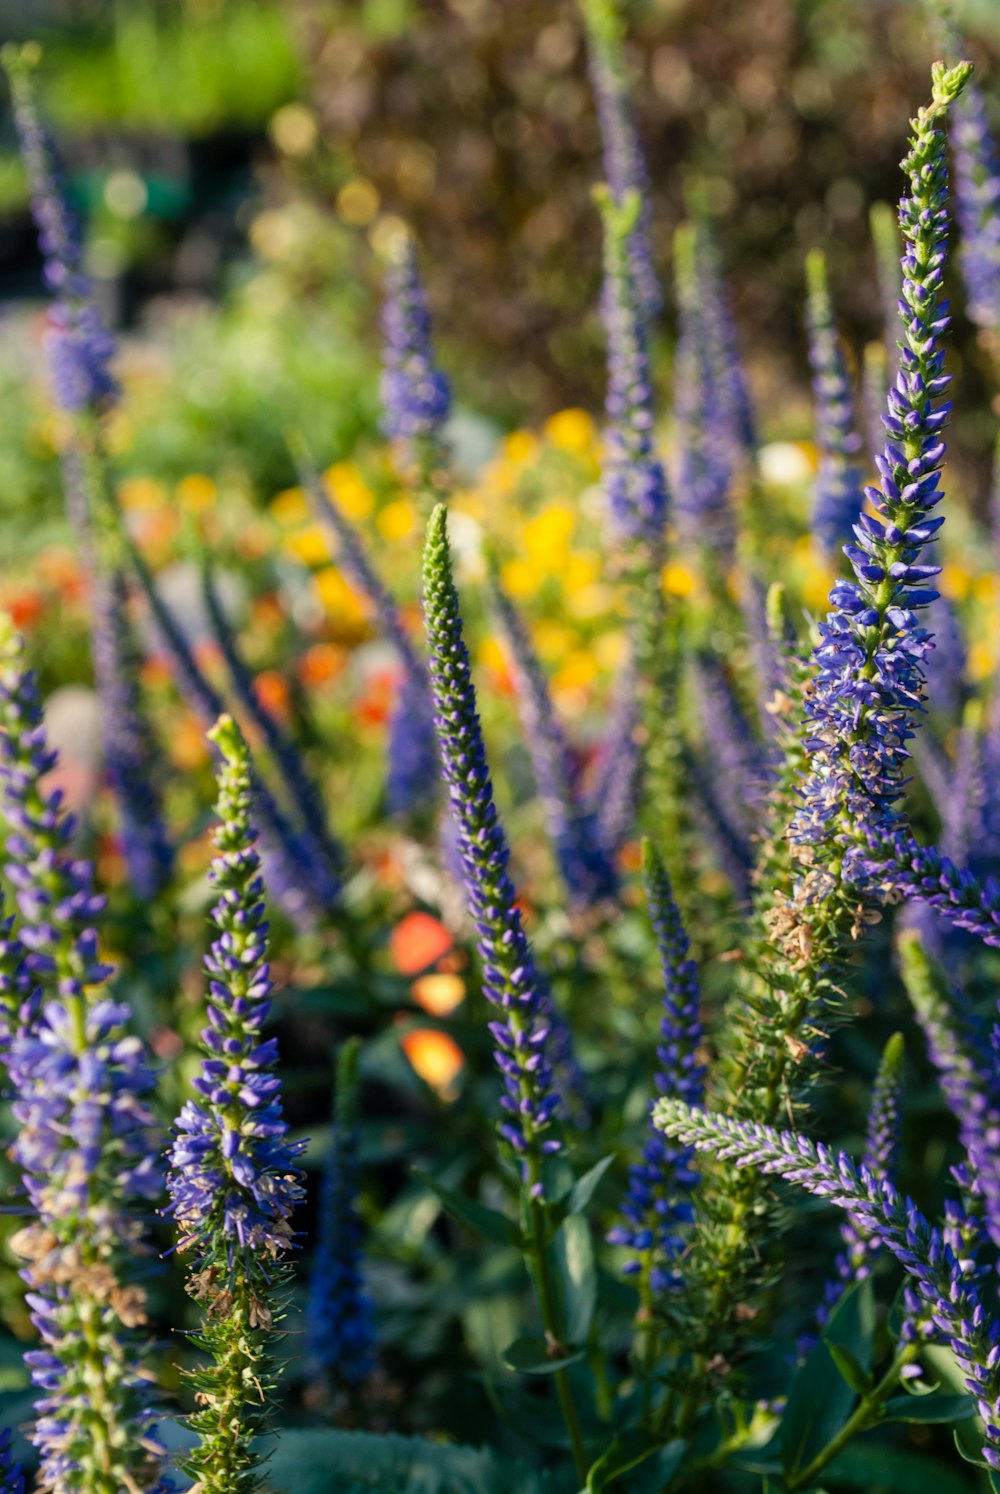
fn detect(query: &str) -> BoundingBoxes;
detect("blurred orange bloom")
[412,972,465,1016]
[391,911,453,976]
[402,1028,464,1099]
[297,641,346,689]
[5,588,45,630]
[255,670,291,722]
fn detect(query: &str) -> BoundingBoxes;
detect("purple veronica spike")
[674,223,736,560]
[386,671,439,819]
[819,1032,905,1323]
[922,595,967,722]
[489,571,617,907]
[4,49,117,413]
[868,828,1000,947]
[0,1429,24,1494]
[380,232,451,463]
[597,188,670,548]
[422,505,561,1183]
[167,715,305,1258]
[586,662,641,860]
[92,568,174,900]
[691,656,770,852]
[202,566,346,886]
[899,930,1000,1250]
[608,842,704,1294]
[581,0,660,320]
[0,618,163,1492]
[654,1098,1000,1469]
[805,249,866,560]
[791,63,974,876]
[124,535,339,919]
[690,201,756,466]
[952,79,1000,335]
[306,1039,375,1385]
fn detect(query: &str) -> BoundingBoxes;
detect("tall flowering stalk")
[818,1032,905,1322]
[952,78,1000,338]
[608,843,703,1306]
[380,230,451,504]
[166,715,304,1494]
[579,0,660,319]
[0,618,163,1494]
[306,1038,376,1389]
[4,47,172,901]
[805,249,866,560]
[0,1430,24,1494]
[792,61,973,879]
[488,566,617,908]
[421,505,586,1479]
[655,1099,1000,1472]
[674,222,736,565]
[870,201,903,376]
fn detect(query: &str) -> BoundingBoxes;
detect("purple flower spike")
[422,505,562,1181]
[166,715,305,1260]
[655,1097,1000,1471]
[0,1429,24,1494]
[4,47,117,414]
[805,249,866,560]
[489,568,617,908]
[608,842,704,1295]
[792,62,974,875]
[952,79,1000,335]
[380,231,451,470]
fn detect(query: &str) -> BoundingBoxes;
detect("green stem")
[526,1196,589,1484]
[786,1344,920,1492]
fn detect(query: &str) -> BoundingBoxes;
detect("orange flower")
[255,670,291,722]
[5,588,45,631]
[297,641,346,689]
[412,972,465,1016]
[390,911,454,976]
[251,593,286,633]
[402,1028,464,1099]
[140,655,173,690]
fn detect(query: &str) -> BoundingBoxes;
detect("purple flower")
[608,842,703,1294]
[805,249,866,560]
[585,663,642,862]
[380,232,451,463]
[597,189,670,548]
[489,570,617,907]
[386,671,439,820]
[581,0,660,320]
[422,505,562,1184]
[0,1429,24,1494]
[306,1039,375,1385]
[167,715,305,1259]
[654,1098,1000,1470]
[952,79,1000,335]
[4,48,117,413]
[791,63,973,875]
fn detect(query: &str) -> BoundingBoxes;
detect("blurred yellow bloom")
[118,476,166,511]
[503,430,539,465]
[940,565,972,602]
[534,620,576,661]
[969,640,996,683]
[524,504,575,567]
[324,463,375,521]
[402,1028,464,1100]
[170,714,210,771]
[802,565,835,612]
[270,102,318,157]
[595,630,628,670]
[285,525,332,567]
[501,558,536,599]
[412,973,465,1016]
[177,474,217,512]
[553,650,599,692]
[662,561,696,598]
[336,178,380,227]
[271,487,310,526]
[313,566,366,624]
[378,498,418,541]
[759,441,815,485]
[478,636,508,672]
[565,582,615,620]
[451,487,487,521]
[563,551,601,592]
[544,407,595,455]
[974,574,998,606]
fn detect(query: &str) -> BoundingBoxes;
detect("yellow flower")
[271,486,310,526]
[802,565,835,612]
[553,650,599,692]
[478,636,509,673]
[562,551,601,593]
[595,630,629,670]
[313,566,366,625]
[533,620,576,662]
[565,582,615,620]
[969,640,995,683]
[501,559,537,599]
[503,430,539,466]
[118,476,166,512]
[661,561,696,598]
[402,1029,464,1100]
[940,565,972,602]
[544,407,595,455]
[177,474,217,512]
[285,525,332,567]
[523,503,576,567]
[325,462,374,521]
[377,497,418,542]
[412,973,465,1016]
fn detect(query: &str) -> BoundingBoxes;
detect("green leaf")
[824,1443,974,1493]
[953,1423,989,1469]
[264,1428,557,1493]
[501,1335,586,1375]
[826,1342,871,1397]
[780,1278,875,1477]
[585,1432,685,1493]
[412,1168,520,1247]
[882,1392,975,1424]
[554,1214,596,1345]
[564,1154,617,1217]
